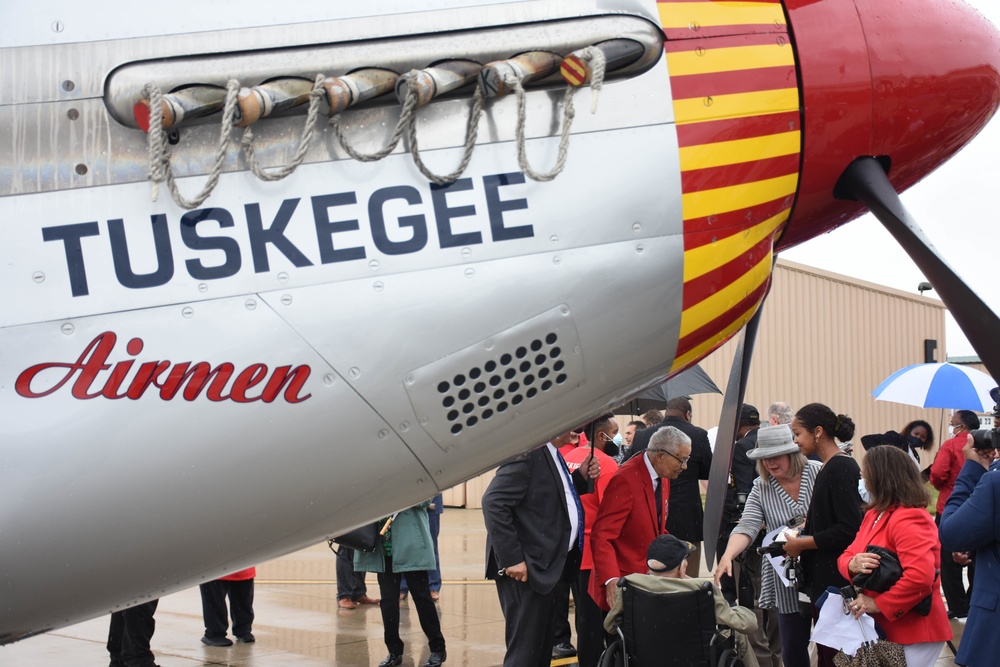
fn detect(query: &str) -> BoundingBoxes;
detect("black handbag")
[851,545,902,592]
[329,522,381,553]
[851,544,934,616]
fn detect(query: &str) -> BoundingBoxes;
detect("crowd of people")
[483,398,998,667]
[110,399,999,667]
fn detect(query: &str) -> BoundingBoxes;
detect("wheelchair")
[597,578,747,667]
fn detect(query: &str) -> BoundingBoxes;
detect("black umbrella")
[614,363,722,414]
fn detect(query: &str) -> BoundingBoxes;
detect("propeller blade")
[702,303,764,566]
[836,157,1000,381]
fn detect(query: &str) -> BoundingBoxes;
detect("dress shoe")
[235,633,255,643]
[378,654,403,667]
[201,635,233,647]
[422,650,447,667]
[552,642,577,658]
[430,590,440,602]
[337,598,357,610]
[354,595,381,605]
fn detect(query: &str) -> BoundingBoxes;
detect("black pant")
[572,569,609,667]
[552,580,572,646]
[495,576,558,667]
[199,578,254,639]
[936,512,974,616]
[336,547,369,600]
[376,558,445,655]
[107,600,158,667]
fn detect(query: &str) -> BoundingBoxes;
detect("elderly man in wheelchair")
[600,535,760,667]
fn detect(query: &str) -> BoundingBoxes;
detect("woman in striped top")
[713,423,821,667]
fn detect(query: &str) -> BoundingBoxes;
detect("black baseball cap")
[646,534,697,572]
[740,404,760,426]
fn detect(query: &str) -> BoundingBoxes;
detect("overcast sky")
[780,0,1000,360]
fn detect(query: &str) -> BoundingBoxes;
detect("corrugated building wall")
[447,258,950,508]
[693,259,950,472]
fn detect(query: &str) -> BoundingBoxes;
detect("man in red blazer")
[590,425,692,610]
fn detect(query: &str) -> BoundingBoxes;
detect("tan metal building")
[447,258,952,508]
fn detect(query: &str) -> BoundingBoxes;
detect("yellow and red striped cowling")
[657,0,801,372]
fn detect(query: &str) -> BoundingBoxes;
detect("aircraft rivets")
[400,421,411,431]
[632,223,642,233]
[464,268,476,279]
[67,108,79,121]
[198,283,208,293]
[549,235,559,243]
[696,47,705,57]
[369,260,380,271]
[774,19,784,28]
[277,272,289,284]
[323,374,336,386]
[484,339,494,350]
[378,429,389,440]
[51,21,64,33]
[405,374,415,385]
[777,36,787,47]
[182,307,194,319]
[61,322,74,335]
[553,255,561,265]
[373,281,384,292]
[61,80,74,92]
[421,417,429,426]
[245,298,257,310]
[636,244,645,253]
[704,96,714,107]
[461,247,472,258]
[689,21,701,32]
[280,294,293,306]
[75,164,88,175]
[32,271,45,283]
[560,305,570,315]
[349,367,361,379]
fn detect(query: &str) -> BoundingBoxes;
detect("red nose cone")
[778,0,1000,250]
[866,0,1000,190]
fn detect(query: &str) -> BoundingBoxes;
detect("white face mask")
[858,478,871,504]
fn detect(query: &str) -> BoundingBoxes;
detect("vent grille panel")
[405,306,582,449]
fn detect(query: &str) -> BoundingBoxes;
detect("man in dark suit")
[482,440,598,667]
[590,426,691,610]
[939,434,1000,667]
[628,396,712,575]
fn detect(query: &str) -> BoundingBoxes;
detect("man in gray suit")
[483,440,598,667]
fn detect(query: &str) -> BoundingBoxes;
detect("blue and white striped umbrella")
[872,362,997,411]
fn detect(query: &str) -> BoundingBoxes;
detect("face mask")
[858,478,871,504]
[613,433,623,446]
[906,435,922,448]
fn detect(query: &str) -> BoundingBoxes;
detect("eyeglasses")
[651,449,689,466]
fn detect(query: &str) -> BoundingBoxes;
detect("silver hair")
[648,425,691,453]
[768,401,793,425]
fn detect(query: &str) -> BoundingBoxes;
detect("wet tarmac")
[0,509,961,666]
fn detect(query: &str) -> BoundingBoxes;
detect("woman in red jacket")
[838,446,951,667]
